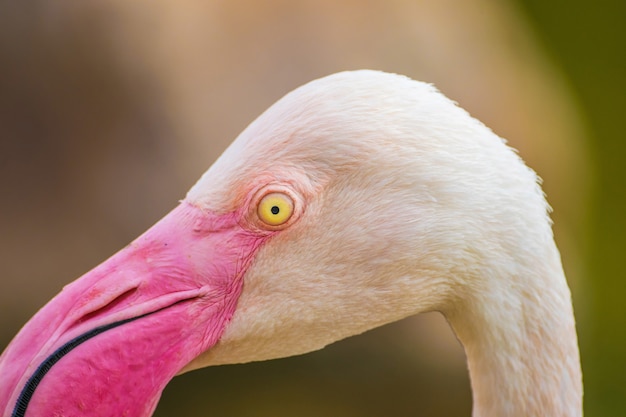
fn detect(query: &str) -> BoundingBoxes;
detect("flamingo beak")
[0,201,267,417]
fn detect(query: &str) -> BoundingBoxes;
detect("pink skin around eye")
[0,201,272,417]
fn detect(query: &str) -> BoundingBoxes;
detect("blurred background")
[0,0,623,415]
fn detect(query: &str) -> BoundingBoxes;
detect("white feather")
[185,70,582,417]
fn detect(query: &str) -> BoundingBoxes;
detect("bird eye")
[257,192,294,226]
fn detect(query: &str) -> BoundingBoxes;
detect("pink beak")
[0,202,268,417]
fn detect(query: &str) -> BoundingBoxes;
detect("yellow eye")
[257,192,294,226]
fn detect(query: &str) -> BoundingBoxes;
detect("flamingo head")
[0,70,550,417]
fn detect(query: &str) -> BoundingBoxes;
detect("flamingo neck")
[446,245,582,417]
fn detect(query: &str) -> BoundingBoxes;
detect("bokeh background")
[0,0,623,415]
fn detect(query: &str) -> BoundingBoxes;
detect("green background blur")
[0,0,624,415]
[519,1,626,415]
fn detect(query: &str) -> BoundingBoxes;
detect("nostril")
[77,288,138,325]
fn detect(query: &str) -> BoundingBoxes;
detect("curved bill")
[0,202,267,417]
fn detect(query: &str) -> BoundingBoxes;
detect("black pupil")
[271,206,280,215]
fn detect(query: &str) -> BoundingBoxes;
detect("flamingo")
[0,70,582,417]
